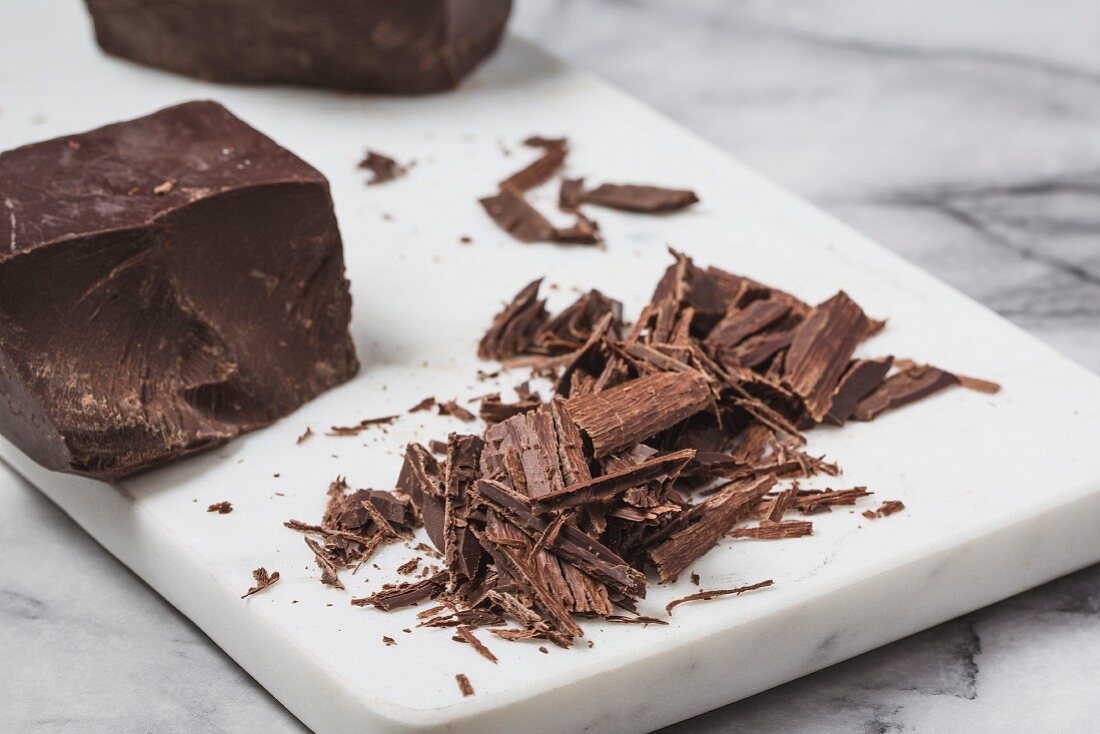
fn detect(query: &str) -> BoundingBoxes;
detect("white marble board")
[3,2,1100,733]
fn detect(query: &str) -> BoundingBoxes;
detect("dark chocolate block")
[0,101,359,479]
[84,0,513,95]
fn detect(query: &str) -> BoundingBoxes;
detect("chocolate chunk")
[578,183,699,213]
[84,0,513,94]
[0,101,358,478]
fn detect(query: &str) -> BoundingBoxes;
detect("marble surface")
[2,1,1099,732]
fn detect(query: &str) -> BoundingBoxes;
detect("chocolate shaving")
[863,500,906,520]
[479,187,556,243]
[327,415,399,436]
[296,427,314,444]
[730,520,813,540]
[351,572,448,611]
[579,183,699,213]
[605,615,669,626]
[382,636,396,646]
[305,537,345,590]
[409,396,437,413]
[207,501,233,514]
[241,567,280,599]
[665,579,774,615]
[500,144,566,192]
[455,625,499,664]
[396,558,420,575]
[851,364,958,421]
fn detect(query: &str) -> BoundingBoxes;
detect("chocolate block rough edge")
[83,0,513,95]
[0,100,359,479]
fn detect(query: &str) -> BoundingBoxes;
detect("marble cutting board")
[3,2,1100,733]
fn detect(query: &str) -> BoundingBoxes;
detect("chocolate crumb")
[153,178,177,196]
[382,636,396,646]
[296,427,314,444]
[207,501,233,514]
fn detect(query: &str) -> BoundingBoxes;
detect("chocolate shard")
[0,101,358,479]
[825,357,894,425]
[705,300,791,350]
[479,187,557,243]
[84,0,512,94]
[476,479,647,599]
[564,371,712,458]
[500,144,567,192]
[352,571,448,611]
[397,443,447,551]
[729,520,813,540]
[478,279,549,360]
[850,364,960,422]
[783,292,870,422]
[443,434,486,585]
[532,448,695,512]
[579,184,699,213]
[649,474,777,582]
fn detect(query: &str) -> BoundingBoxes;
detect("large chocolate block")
[84,0,513,95]
[0,101,359,479]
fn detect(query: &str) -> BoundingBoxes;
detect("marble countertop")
[2,1,1098,732]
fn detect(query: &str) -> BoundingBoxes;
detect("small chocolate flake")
[359,150,407,185]
[207,501,233,514]
[438,400,476,422]
[382,636,396,646]
[864,500,906,519]
[396,558,420,575]
[538,646,549,654]
[296,427,314,444]
[579,183,698,213]
[409,396,437,413]
[327,415,400,436]
[456,673,475,697]
[241,567,280,599]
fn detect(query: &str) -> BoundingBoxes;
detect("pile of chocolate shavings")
[286,249,998,652]
[479,136,698,247]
